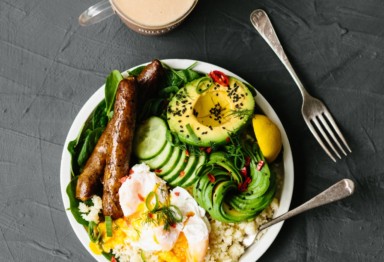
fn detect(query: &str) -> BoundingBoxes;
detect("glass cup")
[79,0,198,35]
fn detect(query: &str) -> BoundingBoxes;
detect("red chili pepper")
[206,147,212,154]
[154,169,162,173]
[240,167,247,177]
[148,213,154,219]
[238,177,252,192]
[226,137,231,143]
[174,192,180,196]
[209,70,229,86]
[138,194,145,201]
[129,169,134,174]
[111,256,117,262]
[185,150,190,157]
[238,183,247,192]
[180,170,186,177]
[208,173,216,183]
[257,160,265,171]
[245,156,251,167]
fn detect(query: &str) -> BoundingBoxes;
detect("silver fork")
[250,9,351,162]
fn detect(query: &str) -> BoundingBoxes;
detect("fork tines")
[306,111,352,162]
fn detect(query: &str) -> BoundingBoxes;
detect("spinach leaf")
[128,65,145,77]
[164,67,203,87]
[66,177,89,226]
[159,85,179,97]
[92,100,108,130]
[77,127,104,167]
[164,69,184,87]
[68,132,82,177]
[175,69,202,83]
[105,70,123,120]
[67,118,93,176]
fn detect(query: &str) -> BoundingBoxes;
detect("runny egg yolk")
[157,232,188,262]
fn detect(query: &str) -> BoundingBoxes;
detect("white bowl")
[60,59,294,262]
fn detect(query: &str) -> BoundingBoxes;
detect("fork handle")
[259,179,355,231]
[250,10,309,98]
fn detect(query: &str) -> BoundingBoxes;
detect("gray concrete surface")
[1,0,383,261]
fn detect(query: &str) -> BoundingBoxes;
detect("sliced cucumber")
[134,116,168,160]
[162,150,188,184]
[181,152,207,187]
[169,154,198,187]
[156,146,182,177]
[144,141,173,169]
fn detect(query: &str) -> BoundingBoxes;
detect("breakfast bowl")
[60,59,294,261]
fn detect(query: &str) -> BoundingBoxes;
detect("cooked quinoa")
[204,197,279,262]
[79,195,102,223]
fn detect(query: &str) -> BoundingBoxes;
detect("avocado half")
[167,76,255,147]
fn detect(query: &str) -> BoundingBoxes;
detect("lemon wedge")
[252,114,282,162]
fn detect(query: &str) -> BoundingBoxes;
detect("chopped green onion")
[186,61,198,70]
[145,191,159,212]
[186,124,199,142]
[196,77,213,94]
[105,216,113,237]
[87,221,101,243]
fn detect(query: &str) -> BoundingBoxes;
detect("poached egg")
[116,163,210,261]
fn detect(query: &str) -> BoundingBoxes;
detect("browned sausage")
[137,59,165,105]
[102,77,137,219]
[75,60,163,202]
[75,133,108,201]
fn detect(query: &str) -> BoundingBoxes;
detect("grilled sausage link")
[137,59,165,105]
[75,133,108,201]
[75,60,163,203]
[102,77,137,219]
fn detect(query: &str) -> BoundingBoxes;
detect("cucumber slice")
[162,151,188,184]
[181,152,207,187]
[169,154,198,187]
[134,117,168,160]
[156,147,182,177]
[144,141,173,169]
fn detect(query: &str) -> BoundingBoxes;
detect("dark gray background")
[1,0,383,261]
